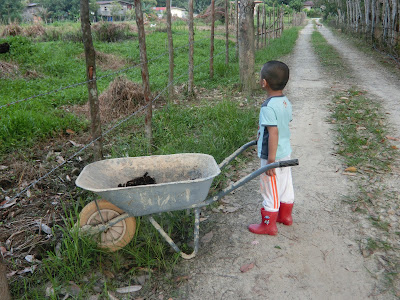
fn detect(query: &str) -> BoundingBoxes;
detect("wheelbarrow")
[75,140,298,259]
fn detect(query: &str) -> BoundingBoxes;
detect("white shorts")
[260,156,294,212]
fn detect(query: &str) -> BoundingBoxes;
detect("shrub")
[1,24,23,37]
[92,22,136,42]
[23,24,46,38]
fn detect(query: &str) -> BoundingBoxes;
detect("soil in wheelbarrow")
[118,172,156,187]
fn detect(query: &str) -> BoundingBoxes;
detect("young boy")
[248,60,294,236]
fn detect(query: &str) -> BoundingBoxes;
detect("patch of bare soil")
[0,61,42,79]
[0,132,93,279]
[78,51,131,71]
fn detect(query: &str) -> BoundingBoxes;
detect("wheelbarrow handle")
[192,158,299,209]
[218,140,257,169]
[277,159,299,168]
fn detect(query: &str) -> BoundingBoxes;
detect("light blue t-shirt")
[257,95,292,160]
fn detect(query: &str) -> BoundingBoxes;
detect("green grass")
[311,30,351,76]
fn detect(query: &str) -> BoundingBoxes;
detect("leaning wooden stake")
[80,0,103,161]
[135,0,152,151]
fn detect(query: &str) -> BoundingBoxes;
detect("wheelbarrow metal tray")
[76,153,221,217]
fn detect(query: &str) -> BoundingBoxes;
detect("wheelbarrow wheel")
[79,199,136,252]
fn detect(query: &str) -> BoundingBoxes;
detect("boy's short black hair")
[261,61,289,91]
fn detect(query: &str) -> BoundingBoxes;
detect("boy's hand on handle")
[266,159,276,176]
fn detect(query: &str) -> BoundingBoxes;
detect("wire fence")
[0,46,228,209]
[0,35,212,110]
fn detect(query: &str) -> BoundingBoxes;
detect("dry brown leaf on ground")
[344,166,357,172]
[240,263,255,273]
[115,285,142,294]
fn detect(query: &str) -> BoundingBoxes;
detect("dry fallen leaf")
[240,263,255,273]
[222,206,240,214]
[386,135,399,141]
[115,285,142,294]
[66,129,75,135]
[344,166,357,172]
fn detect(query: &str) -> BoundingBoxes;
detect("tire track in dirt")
[176,21,392,299]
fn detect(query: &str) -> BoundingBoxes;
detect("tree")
[289,0,303,12]
[238,0,255,94]
[41,0,80,21]
[80,0,103,161]
[111,1,123,20]
[0,0,24,22]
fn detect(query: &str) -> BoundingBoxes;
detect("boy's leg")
[274,157,295,225]
[248,159,279,235]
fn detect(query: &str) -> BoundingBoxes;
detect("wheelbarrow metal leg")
[148,208,201,260]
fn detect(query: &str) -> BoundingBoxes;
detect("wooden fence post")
[262,2,266,47]
[166,0,174,99]
[257,5,260,49]
[80,0,103,161]
[225,0,229,65]
[210,0,215,78]
[238,0,255,94]
[188,0,195,97]
[135,0,152,151]
[236,0,239,59]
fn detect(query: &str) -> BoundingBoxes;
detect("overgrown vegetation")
[311,29,400,296]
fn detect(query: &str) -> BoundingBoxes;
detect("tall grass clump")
[110,100,258,162]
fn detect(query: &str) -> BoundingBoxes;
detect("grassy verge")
[311,29,400,296]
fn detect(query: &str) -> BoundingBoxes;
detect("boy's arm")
[266,126,278,176]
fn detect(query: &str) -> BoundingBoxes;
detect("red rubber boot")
[277,202,293,226]
[248,208,278,235]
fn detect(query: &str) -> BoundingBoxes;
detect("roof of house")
[303,1,314,6]
[154,7,166,11]
[97,1,133,5]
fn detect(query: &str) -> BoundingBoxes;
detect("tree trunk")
[263,3,266,47]
[135,0,152,152]
[273,4,276,38]
[238,0,255,94]
[188,0,195,96]
[365,0,371,36]
[391,0,398,44]
[371,0,376,40]
[80,0,103,161]
[210,0,215,78]
[257,5,260,49]
[0,258,11,300]
[225,0,229,65]
[166,0,174,99]
[236,0,239,59]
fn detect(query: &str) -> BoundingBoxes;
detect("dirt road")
[176,21,399,299]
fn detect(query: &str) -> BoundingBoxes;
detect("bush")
[1,24,23,37]
[92,22,136,42]
[23,24,46,38]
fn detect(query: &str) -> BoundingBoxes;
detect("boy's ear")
[261,79,267,88]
